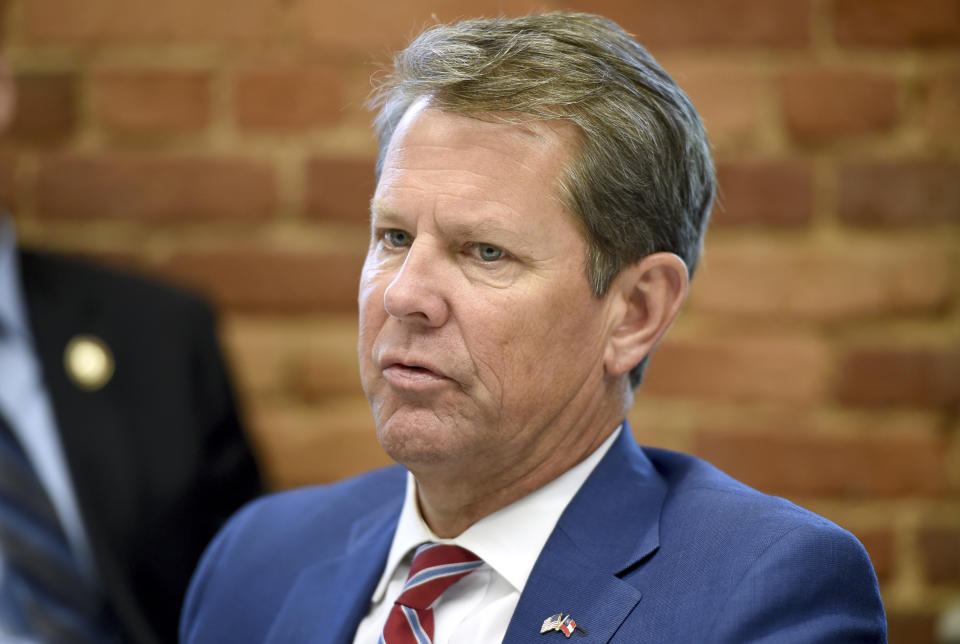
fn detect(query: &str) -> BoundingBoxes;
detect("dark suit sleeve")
[136,297,264,636]
[188,301,263,528]
[708,521,887,643]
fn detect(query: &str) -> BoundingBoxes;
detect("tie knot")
[396,543,483,610]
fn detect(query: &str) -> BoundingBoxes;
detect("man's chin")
[375,414,474,469]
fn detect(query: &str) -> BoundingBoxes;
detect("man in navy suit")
[181,12,886,643]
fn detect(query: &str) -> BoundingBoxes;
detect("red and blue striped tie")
[380,543,482,644]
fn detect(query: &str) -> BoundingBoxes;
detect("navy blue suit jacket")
[180,425,886,642]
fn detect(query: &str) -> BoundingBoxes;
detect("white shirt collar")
[371,424,622,601]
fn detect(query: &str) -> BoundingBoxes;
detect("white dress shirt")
[0,218,99,641]
[352,425,621,644]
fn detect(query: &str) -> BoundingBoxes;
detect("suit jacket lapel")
[505,425,667,643]
[19,250,138,541]
[19,250,155,641]
[265,499,400,643]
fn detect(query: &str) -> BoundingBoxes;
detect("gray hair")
[368,12,714,387]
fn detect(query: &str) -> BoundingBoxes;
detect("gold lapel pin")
[64,335,115,392]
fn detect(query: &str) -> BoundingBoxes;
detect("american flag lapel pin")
[541,614,563,633]
[541,613,585,638]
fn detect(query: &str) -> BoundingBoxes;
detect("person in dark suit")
[180,12,886,643]
[1,59,262,644]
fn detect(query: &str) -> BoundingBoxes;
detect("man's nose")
[383,240,449,327]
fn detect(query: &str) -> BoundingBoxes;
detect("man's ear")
[603,252,689,378]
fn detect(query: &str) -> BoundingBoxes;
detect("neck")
[412,412,622,538]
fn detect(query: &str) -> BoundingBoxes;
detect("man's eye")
[383,229,412,248]
[476,244,504,262]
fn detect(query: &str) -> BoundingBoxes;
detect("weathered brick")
[0,156,15,211]
[23,0,291,43]
[304,0,546,52]
[235,67,347,131]
[919,526,960,584]
[305,157,375,222]
[626,396,706,454]
[221,319,300,398]
[0,1,7,46]
[223,317,362,399]
[644,333,829,403]
[925,68,960,137]
[689,241,952,320]
[0,63,11,130]
[836,347,960,408]
[562,0,811,49]
[293,329,364,399]
[159,249,365,313]
[93,69,210,133]
[949,418,960,493]
[833,0,960,48]
[693,431,948,498]
[887,612,937,644]
[714,160,813,226]
[839,162,960,225]
[780,69,899,143]
[36,155,276,221]
[8,72,76,143]
[248,401,388,489]
[856,529,895,583]
[663,62,763,148]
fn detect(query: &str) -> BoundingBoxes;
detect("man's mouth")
[380,357,453,391]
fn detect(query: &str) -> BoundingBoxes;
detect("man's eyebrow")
[369,200,402,222]
[441,218,522,241]
[370,200,522,238]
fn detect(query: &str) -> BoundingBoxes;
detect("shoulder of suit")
[212,465,405,554]
[244,465,406,522]
[643,446,852,541]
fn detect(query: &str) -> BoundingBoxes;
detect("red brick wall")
[2,1,957,638]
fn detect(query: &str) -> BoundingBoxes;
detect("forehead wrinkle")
[374,177,573,249]
[438,216,525,244]
[382,144,534,188]
[378,163,530,216]
[385,164,565,220]
[373,187,519,236]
